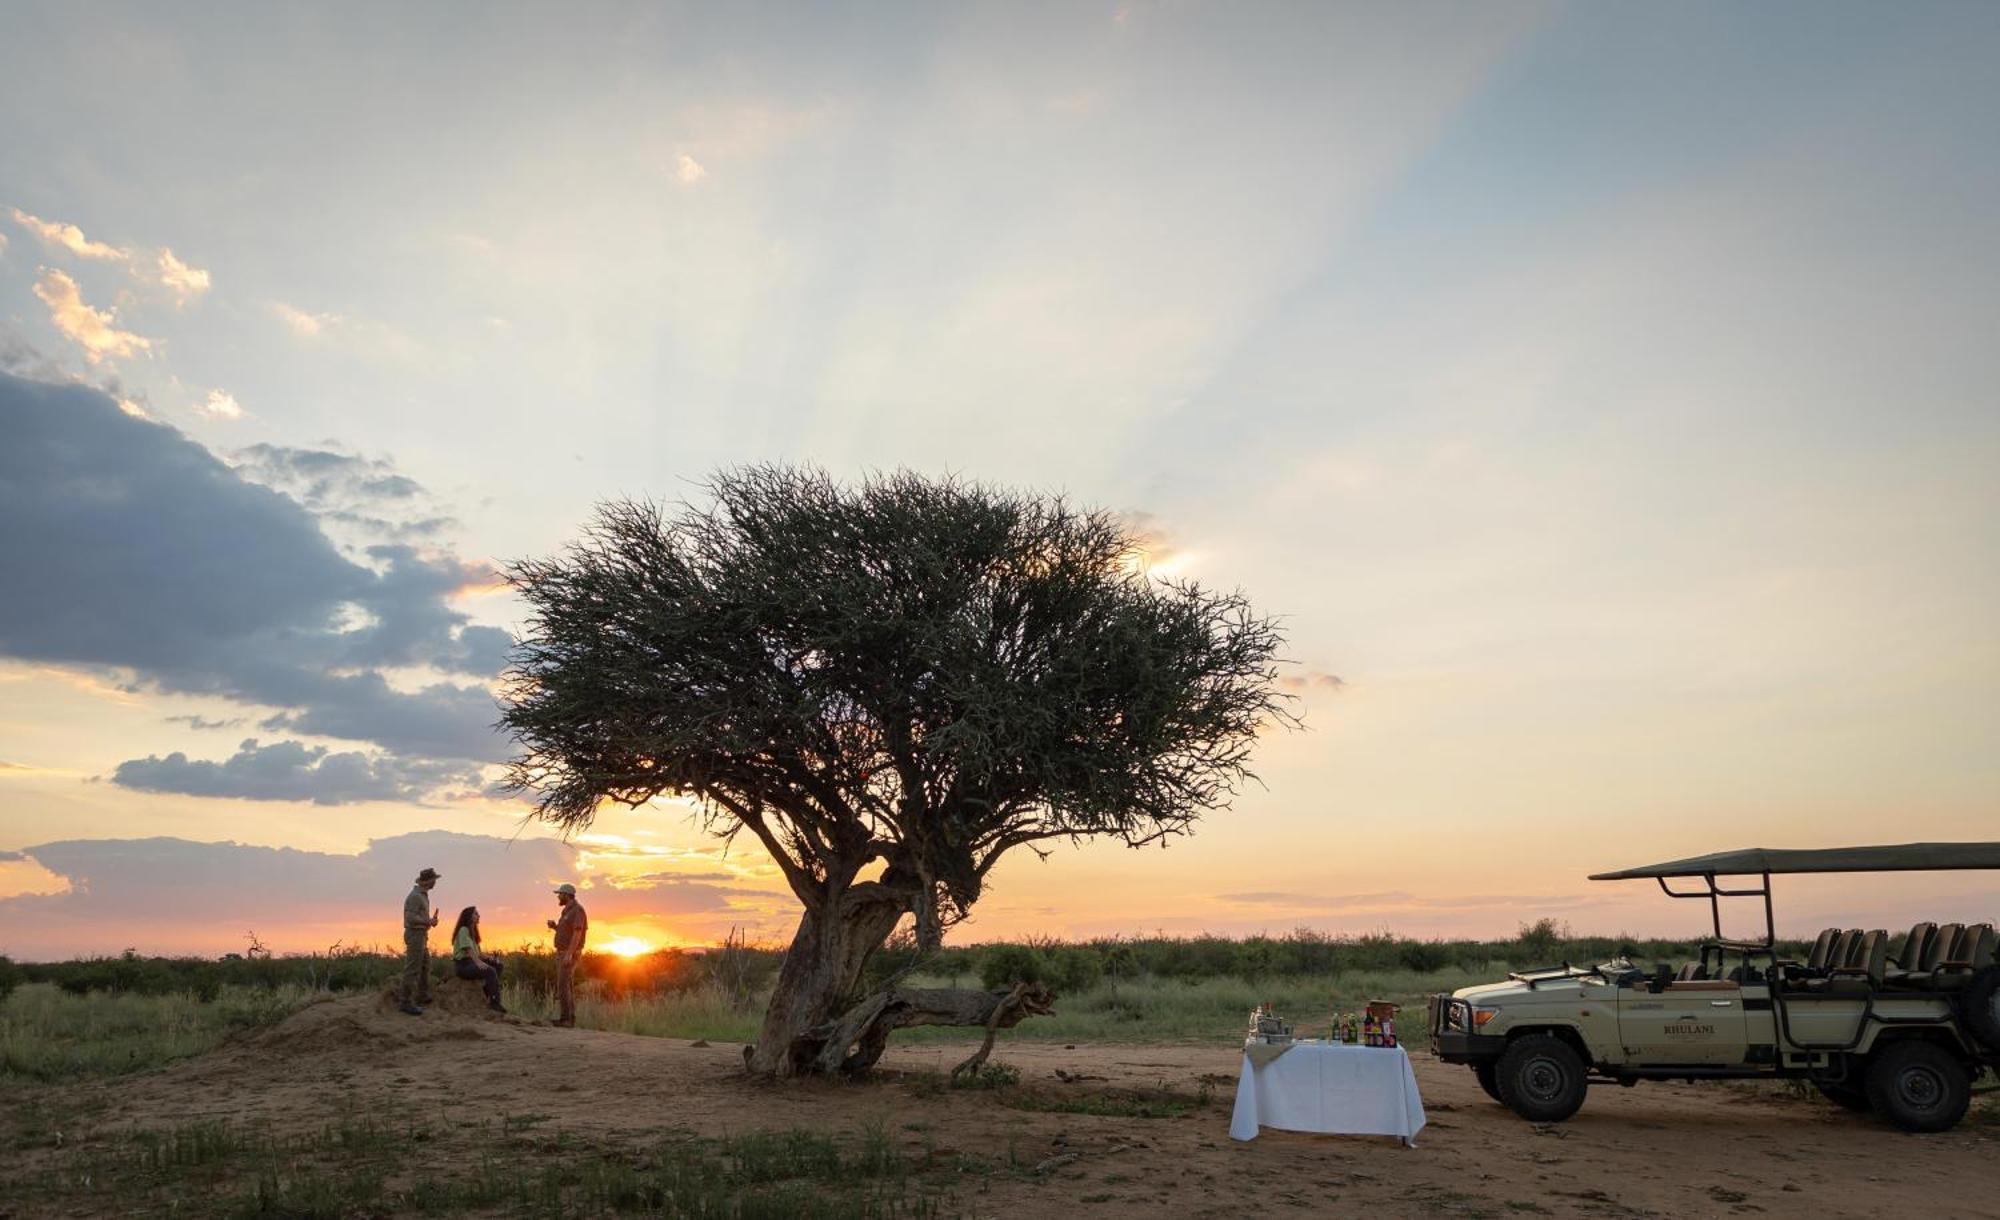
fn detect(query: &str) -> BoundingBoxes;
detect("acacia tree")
[501,468,1290,1076]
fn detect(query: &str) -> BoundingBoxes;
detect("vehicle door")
[1616,981,1750,1065]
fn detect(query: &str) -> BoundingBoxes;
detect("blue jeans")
[454,956,504,1004]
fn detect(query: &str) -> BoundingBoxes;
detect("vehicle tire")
[1474,1062,1503,1103]
[1493,1033,1589,1123]
[1959,966,2000,1053]
[1811,1079,1871,1112]
[1864,1040,1972,1133]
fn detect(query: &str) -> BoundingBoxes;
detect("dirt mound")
[232,984,527,1060]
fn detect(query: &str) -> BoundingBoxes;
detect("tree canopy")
[501,467,1291,953]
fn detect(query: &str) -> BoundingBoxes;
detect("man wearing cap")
[546,883,588,1027]
[399,867,442,1016]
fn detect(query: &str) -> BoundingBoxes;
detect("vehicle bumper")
[1431,1031,1507,1063]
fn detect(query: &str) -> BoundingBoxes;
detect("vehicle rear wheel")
[1865,1041,1971,1133]
[1494,1034,1588,1122]
[1959,966,2000,1053]
[1811,1079,1871,1112]
[1474,1062,1502,1103]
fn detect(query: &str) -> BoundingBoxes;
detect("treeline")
[1,923,1808,1002]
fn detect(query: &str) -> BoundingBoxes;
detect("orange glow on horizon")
[599,935,657,957]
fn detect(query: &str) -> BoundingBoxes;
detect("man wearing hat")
[399,867,442,1016]
[546,882,588,1027]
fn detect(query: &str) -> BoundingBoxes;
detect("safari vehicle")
[1427,843,2000,1132]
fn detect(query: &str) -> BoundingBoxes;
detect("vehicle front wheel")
[1474,1062,1503,1103]
[1865,1041,1971,1133]
[1493,1034,1588,1122]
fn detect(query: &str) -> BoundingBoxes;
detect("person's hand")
[546,919,557,930]
[430,912,440,927]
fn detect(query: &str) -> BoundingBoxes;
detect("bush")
[1397,940,1451,973]
[978,944,1047,989]
[0,954,19,1002]
[1043,947,1103,994]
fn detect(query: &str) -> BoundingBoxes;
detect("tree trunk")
[744,884,906,1077]
[742,883,1056,1078]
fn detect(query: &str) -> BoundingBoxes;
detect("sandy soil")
[19,988,2000,1218]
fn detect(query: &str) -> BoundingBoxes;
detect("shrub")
[1043,947,1103,994]
[978,944,1048,989]
[0,954,18,1002]
[1397,940,1451,973]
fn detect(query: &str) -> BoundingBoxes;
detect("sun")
[600,936,654,958]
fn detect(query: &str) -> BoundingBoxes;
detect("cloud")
[154,248,210,304]
[1278,669,1344,693]
[232,442,463,542]
[112,737,483,805]
[0,371,511,770]
[9,208,128,260]
[675,153,708,183]
[0,832,782,957]
[0,832,578,957]
[31,268,153,364]
[165,713,246,730]
[271,302,338,337]
[196,389,245,420]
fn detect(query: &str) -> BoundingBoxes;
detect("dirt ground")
[15,990,2000,1218]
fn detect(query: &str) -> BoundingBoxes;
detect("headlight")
[1471,1007,1500,1027]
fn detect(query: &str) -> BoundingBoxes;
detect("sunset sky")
[2,3,1996,961]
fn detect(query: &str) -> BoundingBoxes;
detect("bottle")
[1383,1017,1396,1049]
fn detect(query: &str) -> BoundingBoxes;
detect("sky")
[1,2,1996,961]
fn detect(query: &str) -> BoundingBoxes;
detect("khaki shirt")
[553,902,588,954]
[404,886,431,932]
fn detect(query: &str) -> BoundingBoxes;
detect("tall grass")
[0,982,306,1079]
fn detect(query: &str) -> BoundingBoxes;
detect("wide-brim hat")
[553,882,577,896]
[416,867,442,882]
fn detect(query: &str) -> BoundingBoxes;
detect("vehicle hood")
[1453,977,1583,1005]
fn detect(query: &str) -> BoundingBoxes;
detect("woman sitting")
[450,906,506,1013]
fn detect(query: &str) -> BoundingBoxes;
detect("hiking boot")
[399,1003,425,1017]
[488,1001,507,1014]
[553,1016,575,1028]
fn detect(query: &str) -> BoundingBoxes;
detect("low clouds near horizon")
[0,831,783,959]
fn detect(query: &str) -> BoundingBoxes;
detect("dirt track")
[20,992,2000,1218]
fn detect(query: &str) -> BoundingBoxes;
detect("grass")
[0,959,1511,1086]
[0,1106,959,1219]
[493,963,1506,1050]
[0,982,308,1080]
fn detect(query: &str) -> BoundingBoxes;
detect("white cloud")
[197,389,246,420]
[155,248,210,304]
[31,268,153,363]
[9,208,129,260]
[675,153,708,184]
[271,301,339,336]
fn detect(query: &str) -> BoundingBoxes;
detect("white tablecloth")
[1229,1041,1426,1145]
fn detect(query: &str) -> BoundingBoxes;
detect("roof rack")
[1588,842,2000,881]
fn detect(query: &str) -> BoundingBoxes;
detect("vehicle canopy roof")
[1589,841,2000,881]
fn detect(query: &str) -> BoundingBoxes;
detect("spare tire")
[1959,966,2000,1053]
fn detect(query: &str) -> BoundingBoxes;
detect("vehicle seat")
[1675,962,1705,981]
[1884,922,1937,985]
[1933,923,1997,988]
[1828,930,1888,990]
[1805,927,1841,972]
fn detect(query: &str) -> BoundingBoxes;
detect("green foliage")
[502,469,1292,955]
[0,955,19,1002]
[977,944,1047,989]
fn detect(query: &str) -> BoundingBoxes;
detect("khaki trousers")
[401,929,432,1004]
[556,952,578,1021]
